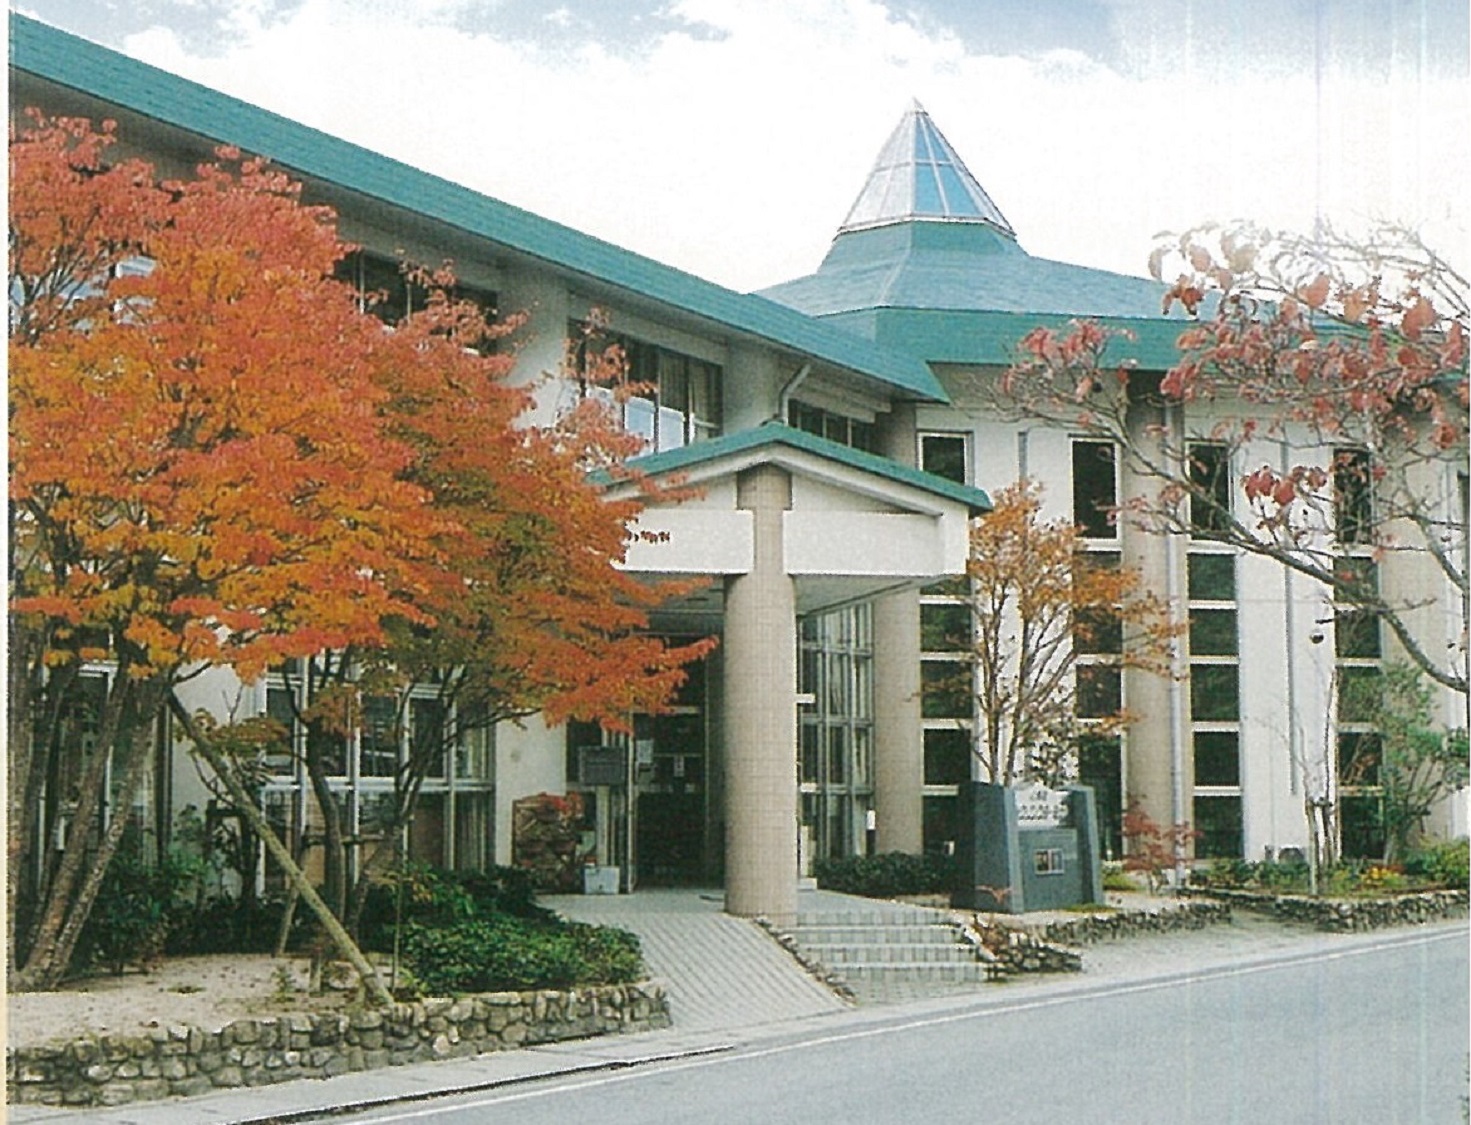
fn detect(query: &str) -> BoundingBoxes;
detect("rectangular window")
[1193,795,1242,858]
[1034,848,1065,875]
[1076,663,1122,718]
[1337,666,1382,724]
[1074,605,1123,656]
[1187,553,1236,601]
[1188,608,1238,656]
[410,697,446,778]
[920,660,971,719]
[572,323,723,453]
[1340,795,1386,860]
[791,402,876,453]
[264,685,298,775]
[1078,735,1123,859]
[921,603,971,652]
[1337,731,1381,787]
[1188,443,1231,536]
[1193,731,1240,786]
[1334,448,1373,546]
[920,433,969,485]
[1072,440,1118,539]
[1189,664,1240,722]
[923,795,960,857]
[923,727,972,785]
[360,696,399,777]
[1334,609,1382,659]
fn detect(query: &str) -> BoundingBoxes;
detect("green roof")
[616,423,992,515]
[761,220,1195,367]
[8,13,949,404]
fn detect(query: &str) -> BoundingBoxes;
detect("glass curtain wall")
[799,605,876,869]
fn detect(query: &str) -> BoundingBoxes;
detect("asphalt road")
[331,926,1468,1125]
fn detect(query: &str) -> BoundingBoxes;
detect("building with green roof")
[10,15,1462,927]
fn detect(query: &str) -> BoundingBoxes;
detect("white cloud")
[117,0,1468,293]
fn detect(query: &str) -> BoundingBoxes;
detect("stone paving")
[544,888,851,1031]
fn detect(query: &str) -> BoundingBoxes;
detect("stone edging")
[7,981,670,1110]
[952,900,1232,978]
[1027,900,1233,945]
[1185,887,1468,932]
[753,917,858,1003]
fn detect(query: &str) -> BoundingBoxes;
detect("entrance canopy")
[603,422,990,630]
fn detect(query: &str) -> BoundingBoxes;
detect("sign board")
[1013,782,1070,828]
[578,745,627,787]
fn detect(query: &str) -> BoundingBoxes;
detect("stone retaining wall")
[1187,888,1468,932]
[1029,900,1233,945]
[7,981,669,1109]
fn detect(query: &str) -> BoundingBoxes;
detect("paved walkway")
[544,888,849,1031]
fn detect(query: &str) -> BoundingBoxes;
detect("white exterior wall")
[493,717,568,863]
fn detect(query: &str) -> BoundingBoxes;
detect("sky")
[11,0,1470,294]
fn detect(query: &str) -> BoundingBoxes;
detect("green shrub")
[359,863,554,951]
[1403,839,1469,889]
[399,916,643,994]
[75,825,206,975]
[812,852,957,898]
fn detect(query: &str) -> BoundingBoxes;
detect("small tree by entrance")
[951,482,1180,787]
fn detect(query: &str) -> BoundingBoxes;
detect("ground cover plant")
[1192,839,1468,897]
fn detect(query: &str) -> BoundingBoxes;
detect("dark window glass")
[1334,448,1374,545]
[411,698,446,778]
[1335,609,1382,659]
[360,696,399,777]
[1072,441,1117,538]
[1337,666,1382,724]
[1340,795,1385,859]
[1189,664,1239,721]
[264,686,297,775]
[923,727,971,785]
[1074,606,1123,655]
[800,723,820,785]
[1078,734,1123,859]
[1187,553,1235,601]
[1189,609,1238,656]
[1193,795,1242,858]
[921,603,970,652]
[920,660,971,719]
[1188,443,1231,536]
[1338,731,1381,787]
[792,402,824,436]
[850,420,877,453]
[921,434,969,484]
[922,795,960,857]
[1076,664,1122,718]
[1193,731,1240,786]
[1332,557,1378,603]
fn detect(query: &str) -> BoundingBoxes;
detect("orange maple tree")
[8,115,708,989]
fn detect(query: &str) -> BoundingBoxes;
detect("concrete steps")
[791,902,991,991]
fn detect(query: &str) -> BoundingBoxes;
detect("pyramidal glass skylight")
[840,100,1015,237]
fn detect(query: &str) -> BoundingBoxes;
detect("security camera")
[1309,630,1325,645]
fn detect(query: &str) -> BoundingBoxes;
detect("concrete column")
[872,399,925,854]
[723,465,798,923]
[873,591,924,853]
[1121,399,1191,845]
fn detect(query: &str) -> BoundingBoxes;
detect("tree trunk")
[6,614,42,983]
[13,678,165,991]
[172,699,392,1007]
